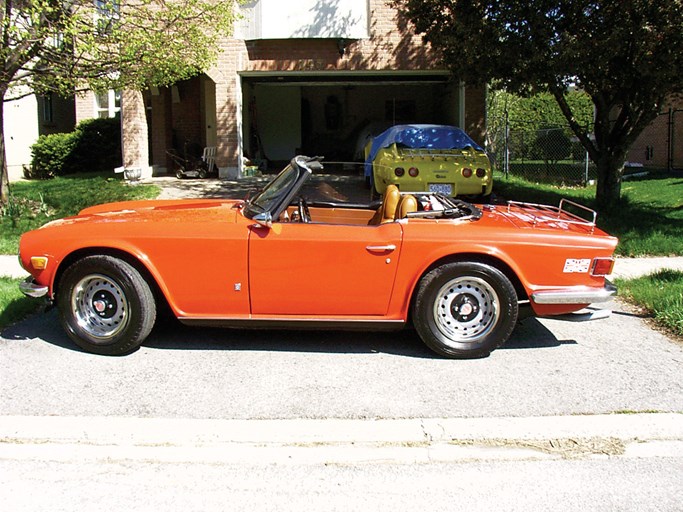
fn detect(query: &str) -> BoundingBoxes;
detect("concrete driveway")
[1,296,681,420]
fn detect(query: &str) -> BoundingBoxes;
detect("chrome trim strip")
[19,277,49,298]
[531,281,617,305]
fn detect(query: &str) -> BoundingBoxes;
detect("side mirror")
[252,211,273,228]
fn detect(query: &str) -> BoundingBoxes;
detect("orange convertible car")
[19,156,618,358]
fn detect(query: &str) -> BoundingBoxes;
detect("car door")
[248,222,402,316]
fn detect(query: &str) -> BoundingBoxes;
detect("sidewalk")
[1,413,681,464]
[2,253,683,280]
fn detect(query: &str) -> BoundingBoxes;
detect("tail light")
[408,167,419,177]
[462,168,473,178]
[476,168,487,178]
[591,258,615,276]
[394,167,405,177]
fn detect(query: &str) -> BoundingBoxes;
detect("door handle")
[366,244,396,252]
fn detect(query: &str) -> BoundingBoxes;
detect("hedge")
[27,117,122,179]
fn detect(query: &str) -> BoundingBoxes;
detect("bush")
[26,132,77,179]
[28,117,122,178]
[69,117,123,173]
[533,129,572,164]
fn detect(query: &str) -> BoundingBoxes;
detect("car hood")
[45,199,244,228]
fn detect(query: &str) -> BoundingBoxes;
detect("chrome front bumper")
[531,281,617,305]
[19,277,49,298]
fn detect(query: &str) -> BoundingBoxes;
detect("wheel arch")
[53,247,174,315]
[406,252,529,321]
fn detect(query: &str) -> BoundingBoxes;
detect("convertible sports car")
[19,156,618,358]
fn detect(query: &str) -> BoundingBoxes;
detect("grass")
[508,161,596,185]
[493,171,683,257]
[0,173,159,255]
[0,277,45,329]
[616,270,683,339]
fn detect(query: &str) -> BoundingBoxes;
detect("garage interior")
[240,72,463,172]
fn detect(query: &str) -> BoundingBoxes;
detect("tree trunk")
[121,89,149,171]
[594,155,624,210]
[0,97,9,206]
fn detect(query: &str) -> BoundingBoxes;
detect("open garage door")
[240,71,462,171]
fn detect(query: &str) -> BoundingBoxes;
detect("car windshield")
[243,163,302,219]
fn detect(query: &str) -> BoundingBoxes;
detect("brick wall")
[116,0,484,172]
[206,0,461,170]
[626,99,683,170]
[75,92,96,123]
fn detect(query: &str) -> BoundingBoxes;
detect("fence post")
[504,110,510,179]
[584,124,590,185]
[668,107,674,172]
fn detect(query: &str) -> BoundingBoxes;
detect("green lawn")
[1,173,159,255]
[493,172,683,257]
[0,277,45,329]
[616,270,683,339]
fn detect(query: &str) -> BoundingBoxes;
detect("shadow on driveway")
[2,308,572,358]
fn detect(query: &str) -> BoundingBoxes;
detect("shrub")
[68,117,122,173]
[534,128,572,164]
[26,132,77,179]
[29,117,122,178]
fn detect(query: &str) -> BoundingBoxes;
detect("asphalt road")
[1,298,681,420]
[3,457,681,512]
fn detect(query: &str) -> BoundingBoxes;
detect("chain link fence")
[487,116,595,185]
[488,108,683,185]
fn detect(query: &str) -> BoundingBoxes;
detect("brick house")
[74,0,486,178]
[625,97,683,171]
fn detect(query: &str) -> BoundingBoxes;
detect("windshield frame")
[243,156,318,221]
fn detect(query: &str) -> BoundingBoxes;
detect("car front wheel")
[57,255,157,355]
[413,262,518,358]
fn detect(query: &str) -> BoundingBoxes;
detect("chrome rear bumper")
[19,277,49,298]
[531,281,617,305]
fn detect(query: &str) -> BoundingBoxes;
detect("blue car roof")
[364,124,483,177]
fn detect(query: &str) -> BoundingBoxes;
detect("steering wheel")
[297,197,311,223]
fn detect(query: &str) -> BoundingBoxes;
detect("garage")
[240,71,464,170]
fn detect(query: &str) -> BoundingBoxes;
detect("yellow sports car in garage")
[365,124,493,199]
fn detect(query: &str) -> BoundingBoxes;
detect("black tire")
[198,169,207,179]
[57,255,157,355]
[413,262,518,358]
[176,169,184,179]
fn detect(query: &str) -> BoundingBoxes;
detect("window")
[95,90,121,118]
[42,94,54,123]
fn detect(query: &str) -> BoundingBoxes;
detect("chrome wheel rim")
[71,274,129,342]
[433,276,499,344]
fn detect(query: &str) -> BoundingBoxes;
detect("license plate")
[429,183,453,195]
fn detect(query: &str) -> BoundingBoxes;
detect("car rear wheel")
[57,255,156,355]
[413,262,518,358]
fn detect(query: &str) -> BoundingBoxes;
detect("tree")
[391,0,683,208]
[0,0,239,205]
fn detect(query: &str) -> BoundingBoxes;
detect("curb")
[1,413,681,465]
